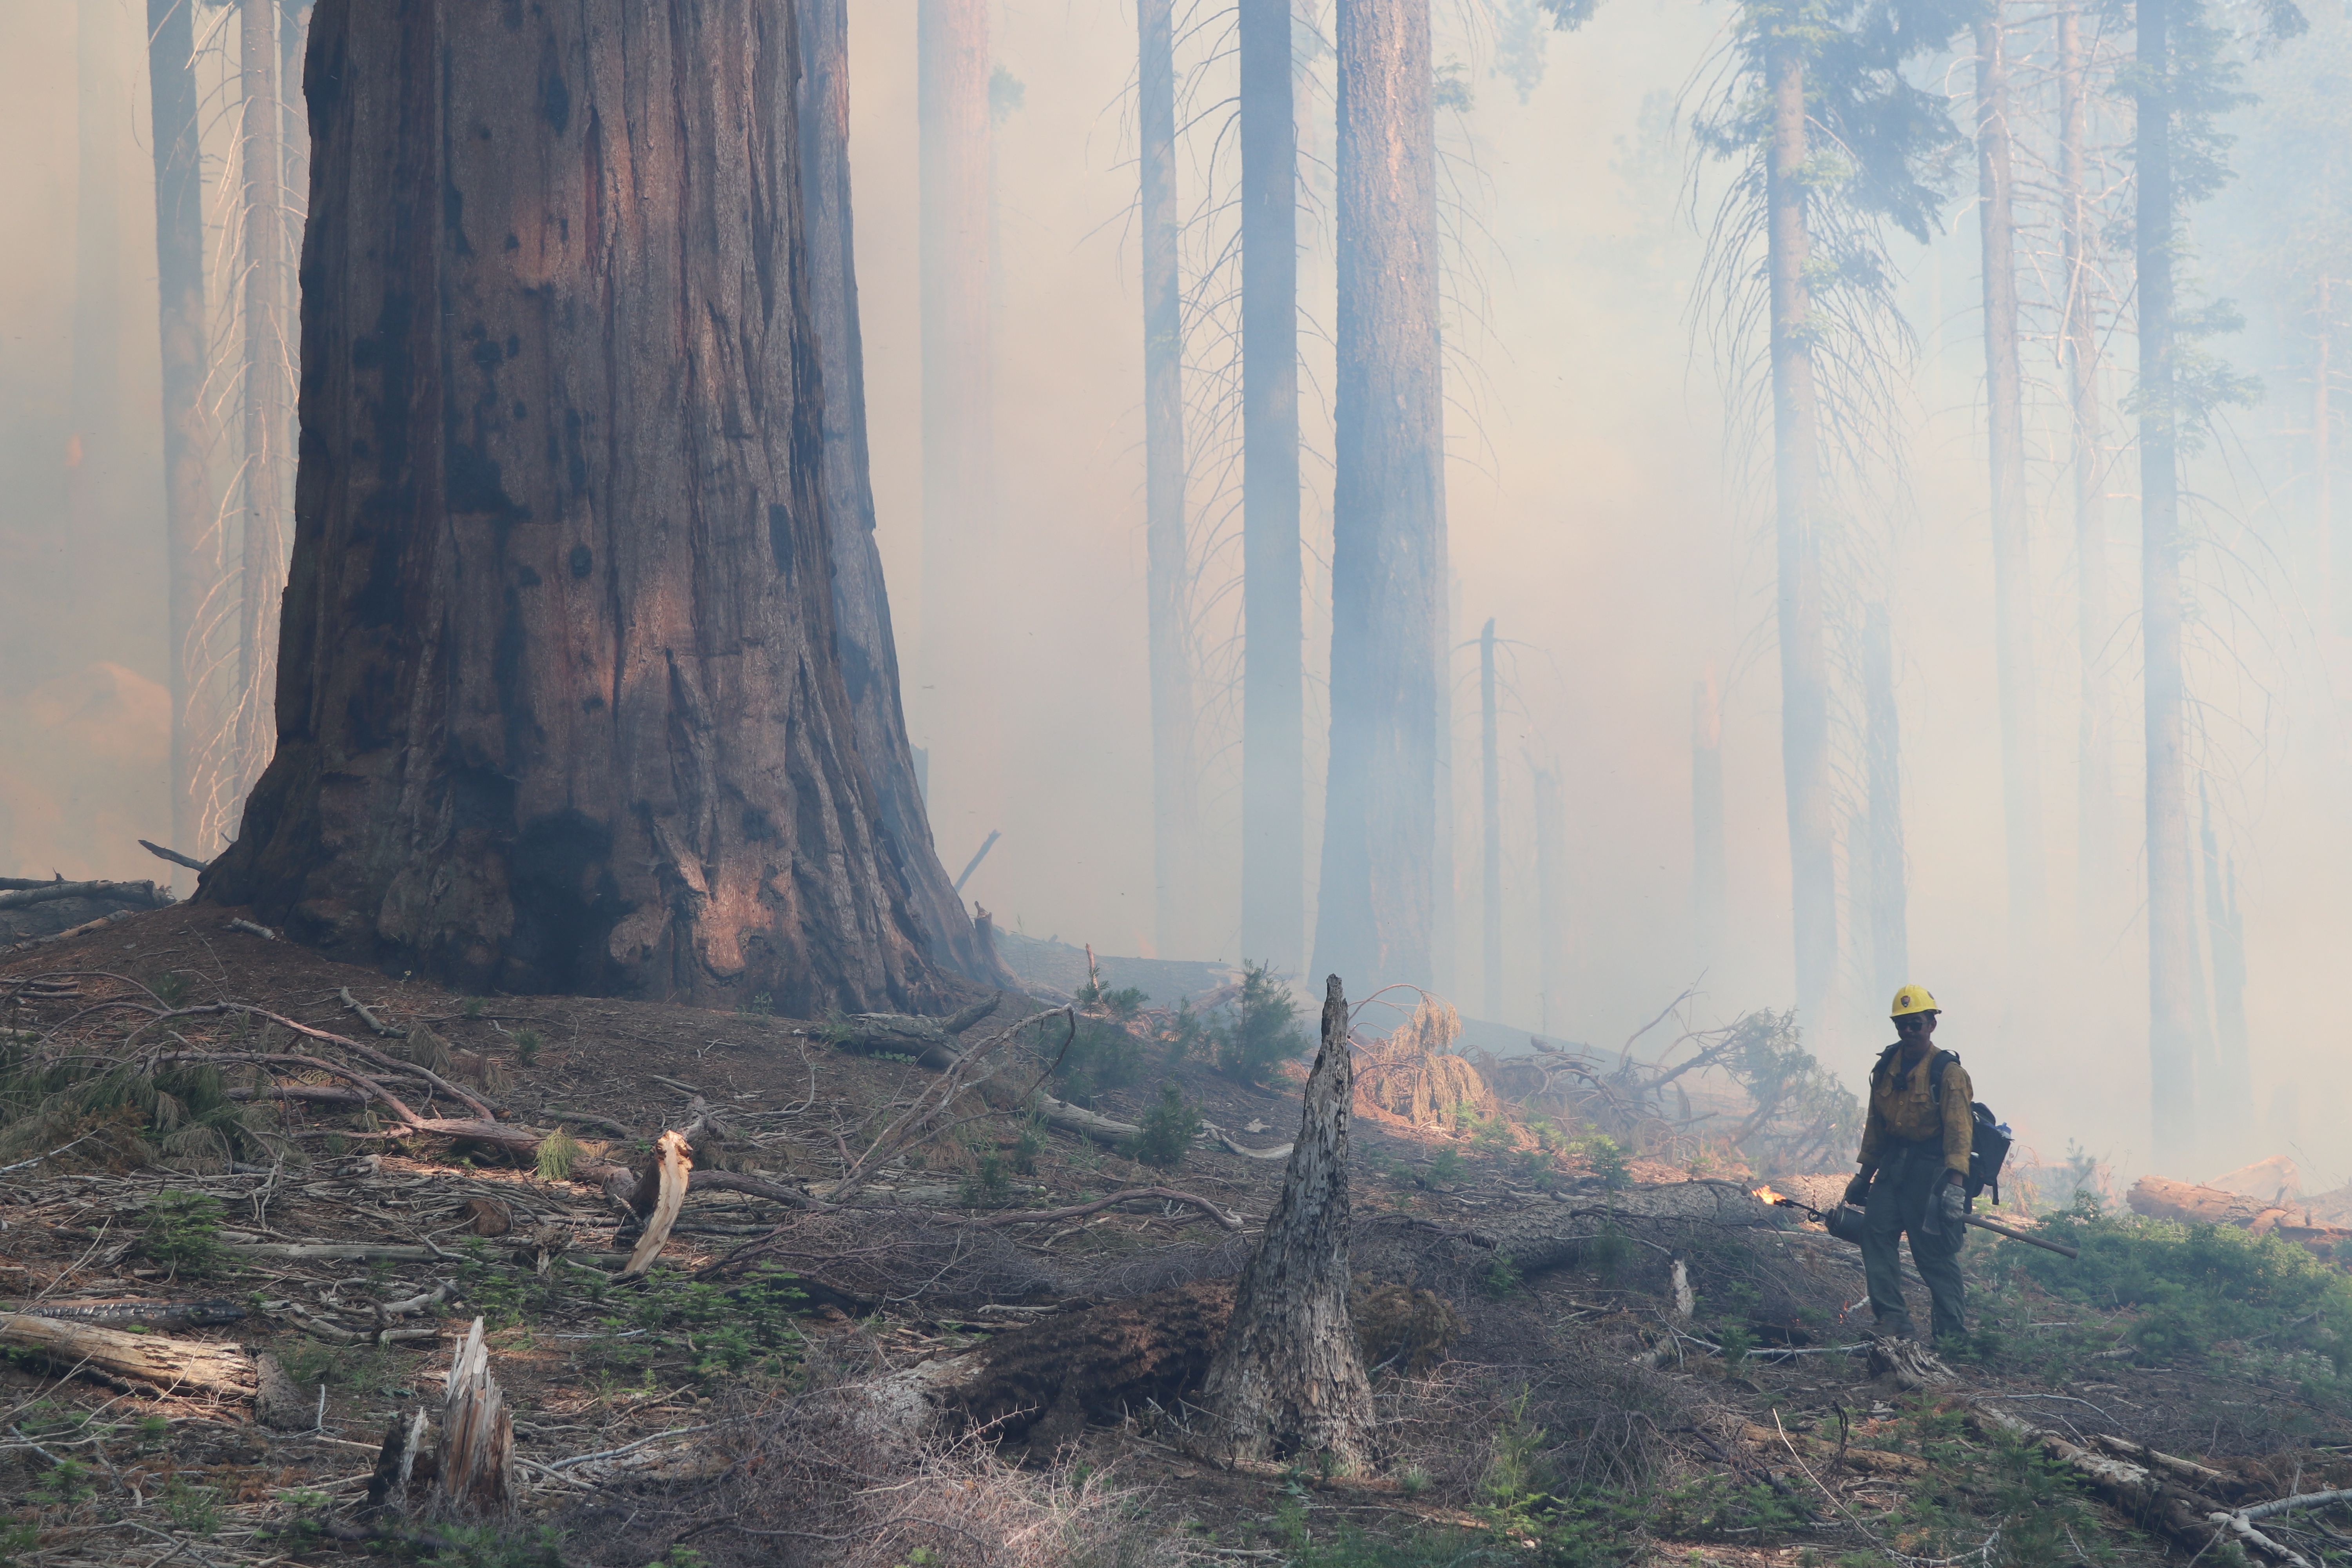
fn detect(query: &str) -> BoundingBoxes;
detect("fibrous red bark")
[202,0,958,1015]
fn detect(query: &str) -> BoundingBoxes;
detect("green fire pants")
[1860,1141,1967,1343]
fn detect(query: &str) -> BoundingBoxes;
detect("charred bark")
[1198,975,1376,1466]
[146,0,215,866]
[1316,0,1445,991]
[1240,0,1304,972]
[798,0,1005,987]
[201,0,955,1016]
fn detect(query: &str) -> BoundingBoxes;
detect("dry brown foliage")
[1357,995,1498,1131]
[565,1341,1185,1568]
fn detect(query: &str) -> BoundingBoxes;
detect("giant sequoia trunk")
[1140,0,1200,958]
[2058,0,2111,949]
[2135,0,2198,1153]
[147,0,218,864]
[1315,0,1444,992]
[1240,0,1304,971]
[1976,1,2043,943]
[799,0,1008,987]
[202,0,955,1016]
[1198,975,1375,1465]
[1767,48,1837,1038]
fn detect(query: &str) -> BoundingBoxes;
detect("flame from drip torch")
[1752,1183,1790,1205]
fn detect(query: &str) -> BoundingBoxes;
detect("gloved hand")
[1938,1179,1967,1231]
[1843,1171,1871,1206]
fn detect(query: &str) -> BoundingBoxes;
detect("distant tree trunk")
[70,0,126,644]
[1767,46,1837,1037]
[1479,617,1501,1019]
[916,0,998,833]
[1240,0,1304,972]
[1315,0,1443,992]
[201,0,957,1016]
[1861,604,1907,1003]
[2058,0,2111,949]
[1533,764,1565,1035]
[800,0,1009,986]
[1140,0,1199,959]
[1432,590,1456,994]
[2319,273,2339,635]
[2198,783,2250,1151]
[1198,974,1375,1466]
[236,0,291,800]
[1691,669,1725,975]
[2136,0,2198,1153]
[1976,2,2043,942]
[147,0,216,864]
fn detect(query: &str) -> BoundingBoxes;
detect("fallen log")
[2127,1174,2352,1249]
[1969,1405,2303,1565]
[813,995,1005,1070]
[0,878,162,911]
[0,1310,256,1397]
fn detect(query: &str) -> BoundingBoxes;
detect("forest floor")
[3,901,2351,1568]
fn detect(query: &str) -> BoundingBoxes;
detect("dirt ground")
[2,901,2347,1567]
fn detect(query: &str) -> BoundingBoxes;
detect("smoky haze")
[2,0,2346,1194]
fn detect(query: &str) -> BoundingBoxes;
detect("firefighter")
[1842,984,1972,1343]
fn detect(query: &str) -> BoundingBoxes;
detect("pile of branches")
[562,1338,1185,1568]
[1479,998,1858,1172]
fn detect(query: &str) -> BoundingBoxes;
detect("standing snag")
[1197,974,1376,1467]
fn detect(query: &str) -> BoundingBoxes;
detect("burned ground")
[2,902,2350,1567]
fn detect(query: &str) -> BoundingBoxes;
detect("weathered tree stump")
[1196,974,1376,1467]
[436,1318,512,1515]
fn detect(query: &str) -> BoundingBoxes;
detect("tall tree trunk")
[1198,975,1374,1465]
[1861,604,1907,1004]
[1140,0,1198,959]
[236,0,290,800]
[800,0,1009,985]
[1479,617,1500,1019]
[1691,669,1725,975]
[147,0,216,866]
[2058,0,2111,949]
[1315,0,1444,992]
[71,0,127,652]
[2198,783,2250,1151]
[201,0,957,1017]
[1240,0,1303,972]
[1767,47,1837,1038]
[1976,1,2043,941]
[2136,0,2198,1154]
[1432,588,1455,993]
[915,0,997,836]
[1533,764,1564,1036]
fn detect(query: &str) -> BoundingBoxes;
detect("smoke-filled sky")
[2,0,2347,1189]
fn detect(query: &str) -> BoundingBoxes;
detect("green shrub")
[534,1127,583,1181]
[2003,1210,2352,1374]
[1122,1083,1204,1171]
[1053,982,1151,1101]
[140,1189,225,1276]
[1578,1135,1631,1191]
[1213,961,1308,1082]
[959,1152,1013,1207]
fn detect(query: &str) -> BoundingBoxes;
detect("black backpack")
[1871,1046,2013,1204]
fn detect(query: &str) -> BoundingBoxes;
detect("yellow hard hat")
[1890,984,1940,1017]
